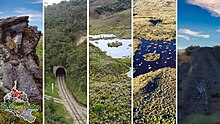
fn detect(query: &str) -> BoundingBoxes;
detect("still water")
[134,38,176,77]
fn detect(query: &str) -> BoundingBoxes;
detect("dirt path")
[76,36,86,46]
[57,76,87,124]
[44,95,63,104]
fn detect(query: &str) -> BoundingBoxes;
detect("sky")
[178,0,220,49]
[0,0,43,31]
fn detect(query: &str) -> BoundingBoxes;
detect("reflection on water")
[90,39,131,58]
[134,38,176,77]
[89,34,116,39]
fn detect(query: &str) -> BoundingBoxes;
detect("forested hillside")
[45,0,87,106]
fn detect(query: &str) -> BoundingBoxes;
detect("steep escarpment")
[178,46,220,123]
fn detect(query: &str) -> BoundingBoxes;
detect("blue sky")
[178,0,220,49]
[0,0,43,31]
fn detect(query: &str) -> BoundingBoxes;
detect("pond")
[90,38,131,58]
[127,67,132,78]
[133,38,176,78]
[90,34,132,77]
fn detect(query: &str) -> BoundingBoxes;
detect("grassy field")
[133,0,176,40]
[45,72,60,98]
[89,44,131,123]
[134,68,176,123]
[184,113,220,124]
[90,9,131,39]
[45,99,73,124]
[89,0,131,39]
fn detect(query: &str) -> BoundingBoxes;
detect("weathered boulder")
[0,16,42,101]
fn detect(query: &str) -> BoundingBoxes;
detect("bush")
[94,103,105,112]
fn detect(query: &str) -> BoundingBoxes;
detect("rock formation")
[0,16,42,101]
[178,47,220,122]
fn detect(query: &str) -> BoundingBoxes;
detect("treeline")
[95,0,131,14]
[45,0,87,112]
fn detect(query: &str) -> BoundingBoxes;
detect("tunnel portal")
[53,66,67,77]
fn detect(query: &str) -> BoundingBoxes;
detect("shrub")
[94,103,105,112]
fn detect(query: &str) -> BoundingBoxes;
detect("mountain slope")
[89,0,131,38]
[178,46,220,123]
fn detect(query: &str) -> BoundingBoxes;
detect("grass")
[184,113,220,124]
[45,72,60,98]
[133,0,176,40]
[45,99,73,124]
[36,36,43,70]
[66,77,87,107]
[89,44,131,123]
[134,68,176,123]
[90,9,131,39]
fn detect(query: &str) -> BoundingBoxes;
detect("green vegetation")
[45,72,60,98]
[184,45,200,56]
[134,68,176,123]
[36,36,43,70]
[90,0,131,38]
[143,53,160,62]
[45,0,87,106]
[89,44,131,123]
[107,41,122,47]
[95,0,131,14]
[45,99,73,124]
[0,110,43,124]
[184,113,220,124]
[134,0,176,40]
[94,103,105,112]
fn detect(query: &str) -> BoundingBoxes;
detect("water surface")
[134,38,176,77]
[90,39,131,58]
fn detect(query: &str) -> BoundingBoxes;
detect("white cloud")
[178,34,190,40]
[29,0,42,4]
[217,27,220,32]
[179,28,210,38]
[14,8,42,22]
[187,0,220,17]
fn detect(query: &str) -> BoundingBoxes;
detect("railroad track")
[57,75,86,124]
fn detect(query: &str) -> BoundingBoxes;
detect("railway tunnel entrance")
[53,66,67,78]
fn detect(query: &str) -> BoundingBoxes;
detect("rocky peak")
[0,16,42,102]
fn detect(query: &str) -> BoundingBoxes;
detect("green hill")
[90,0,131,38]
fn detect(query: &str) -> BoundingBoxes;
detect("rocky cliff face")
[178,47,220,122]
[0,16,42,101]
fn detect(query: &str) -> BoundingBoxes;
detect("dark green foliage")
[107,41,122,47]
[95,0,131,14]
[94,103,105,112]
[184,45,200,56]
[45,99,72,124]
[45,0,87,106]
